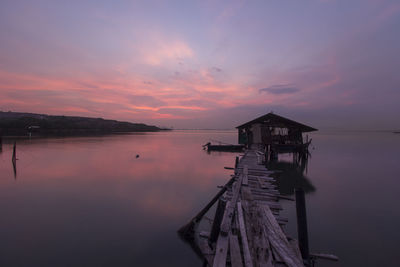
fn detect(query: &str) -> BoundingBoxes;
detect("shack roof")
[236,112,317,132]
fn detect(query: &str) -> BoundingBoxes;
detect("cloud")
[259,84,300,95]
[129,95,166,108]
[177,99,217,107]
[140,39,194,66]
[212,67,222,72]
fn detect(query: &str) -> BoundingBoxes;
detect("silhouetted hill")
[0,111,163,136]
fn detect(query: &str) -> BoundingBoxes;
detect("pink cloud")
[140,40,194,66]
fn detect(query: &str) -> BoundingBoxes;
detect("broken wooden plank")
[220,176,243,236]
[260,204,304,267]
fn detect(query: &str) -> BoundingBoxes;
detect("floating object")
[202,142,245,152]
[136,154,140,158]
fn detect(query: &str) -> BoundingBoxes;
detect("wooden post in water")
[295,188,310,265]
[12,141,16,163]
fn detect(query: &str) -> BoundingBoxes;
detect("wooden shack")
[237,112,317,152]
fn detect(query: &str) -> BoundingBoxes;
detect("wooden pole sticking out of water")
[12,141,16,163]
[295,188,310,265]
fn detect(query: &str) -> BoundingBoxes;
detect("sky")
[1,0,399,129]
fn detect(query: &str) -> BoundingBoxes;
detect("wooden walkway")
[194,149,305,267]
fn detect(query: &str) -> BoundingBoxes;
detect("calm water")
[0,130,399,266]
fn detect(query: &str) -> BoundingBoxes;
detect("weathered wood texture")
[201,150,303,267]
[229,234,244,267]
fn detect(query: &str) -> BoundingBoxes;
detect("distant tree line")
[0,111,163,136]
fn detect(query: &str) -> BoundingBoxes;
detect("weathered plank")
[243,200,275,267]
[213,200,233,267]
[237,202,253,267]
[247,174,274,181]
[260,204,304,267]
[213,231,230,267]
[220,176,243,236]
[229,234,244,267]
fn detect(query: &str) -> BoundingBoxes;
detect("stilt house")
[236,112,317,151]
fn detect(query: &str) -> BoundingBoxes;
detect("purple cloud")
[259,84,300,95]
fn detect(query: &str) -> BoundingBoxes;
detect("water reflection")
[12,158,17,179]
[12,141,17,179]
[0,131,240,267]
[266,152,316,196]
[0,131,398,266]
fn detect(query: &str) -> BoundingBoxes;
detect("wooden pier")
[179,149,306,267]
[179,114,338,266]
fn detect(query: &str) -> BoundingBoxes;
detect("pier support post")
[295,188,310,265]
[209,198,226,243]
[234,156,239,175]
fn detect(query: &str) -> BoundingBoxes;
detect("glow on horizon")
[1,0,399,129]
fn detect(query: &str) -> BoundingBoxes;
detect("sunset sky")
[1,0,399,129]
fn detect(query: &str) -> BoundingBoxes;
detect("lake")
[0,130,399,266]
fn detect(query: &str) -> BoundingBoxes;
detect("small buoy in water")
[136,154,140,158]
